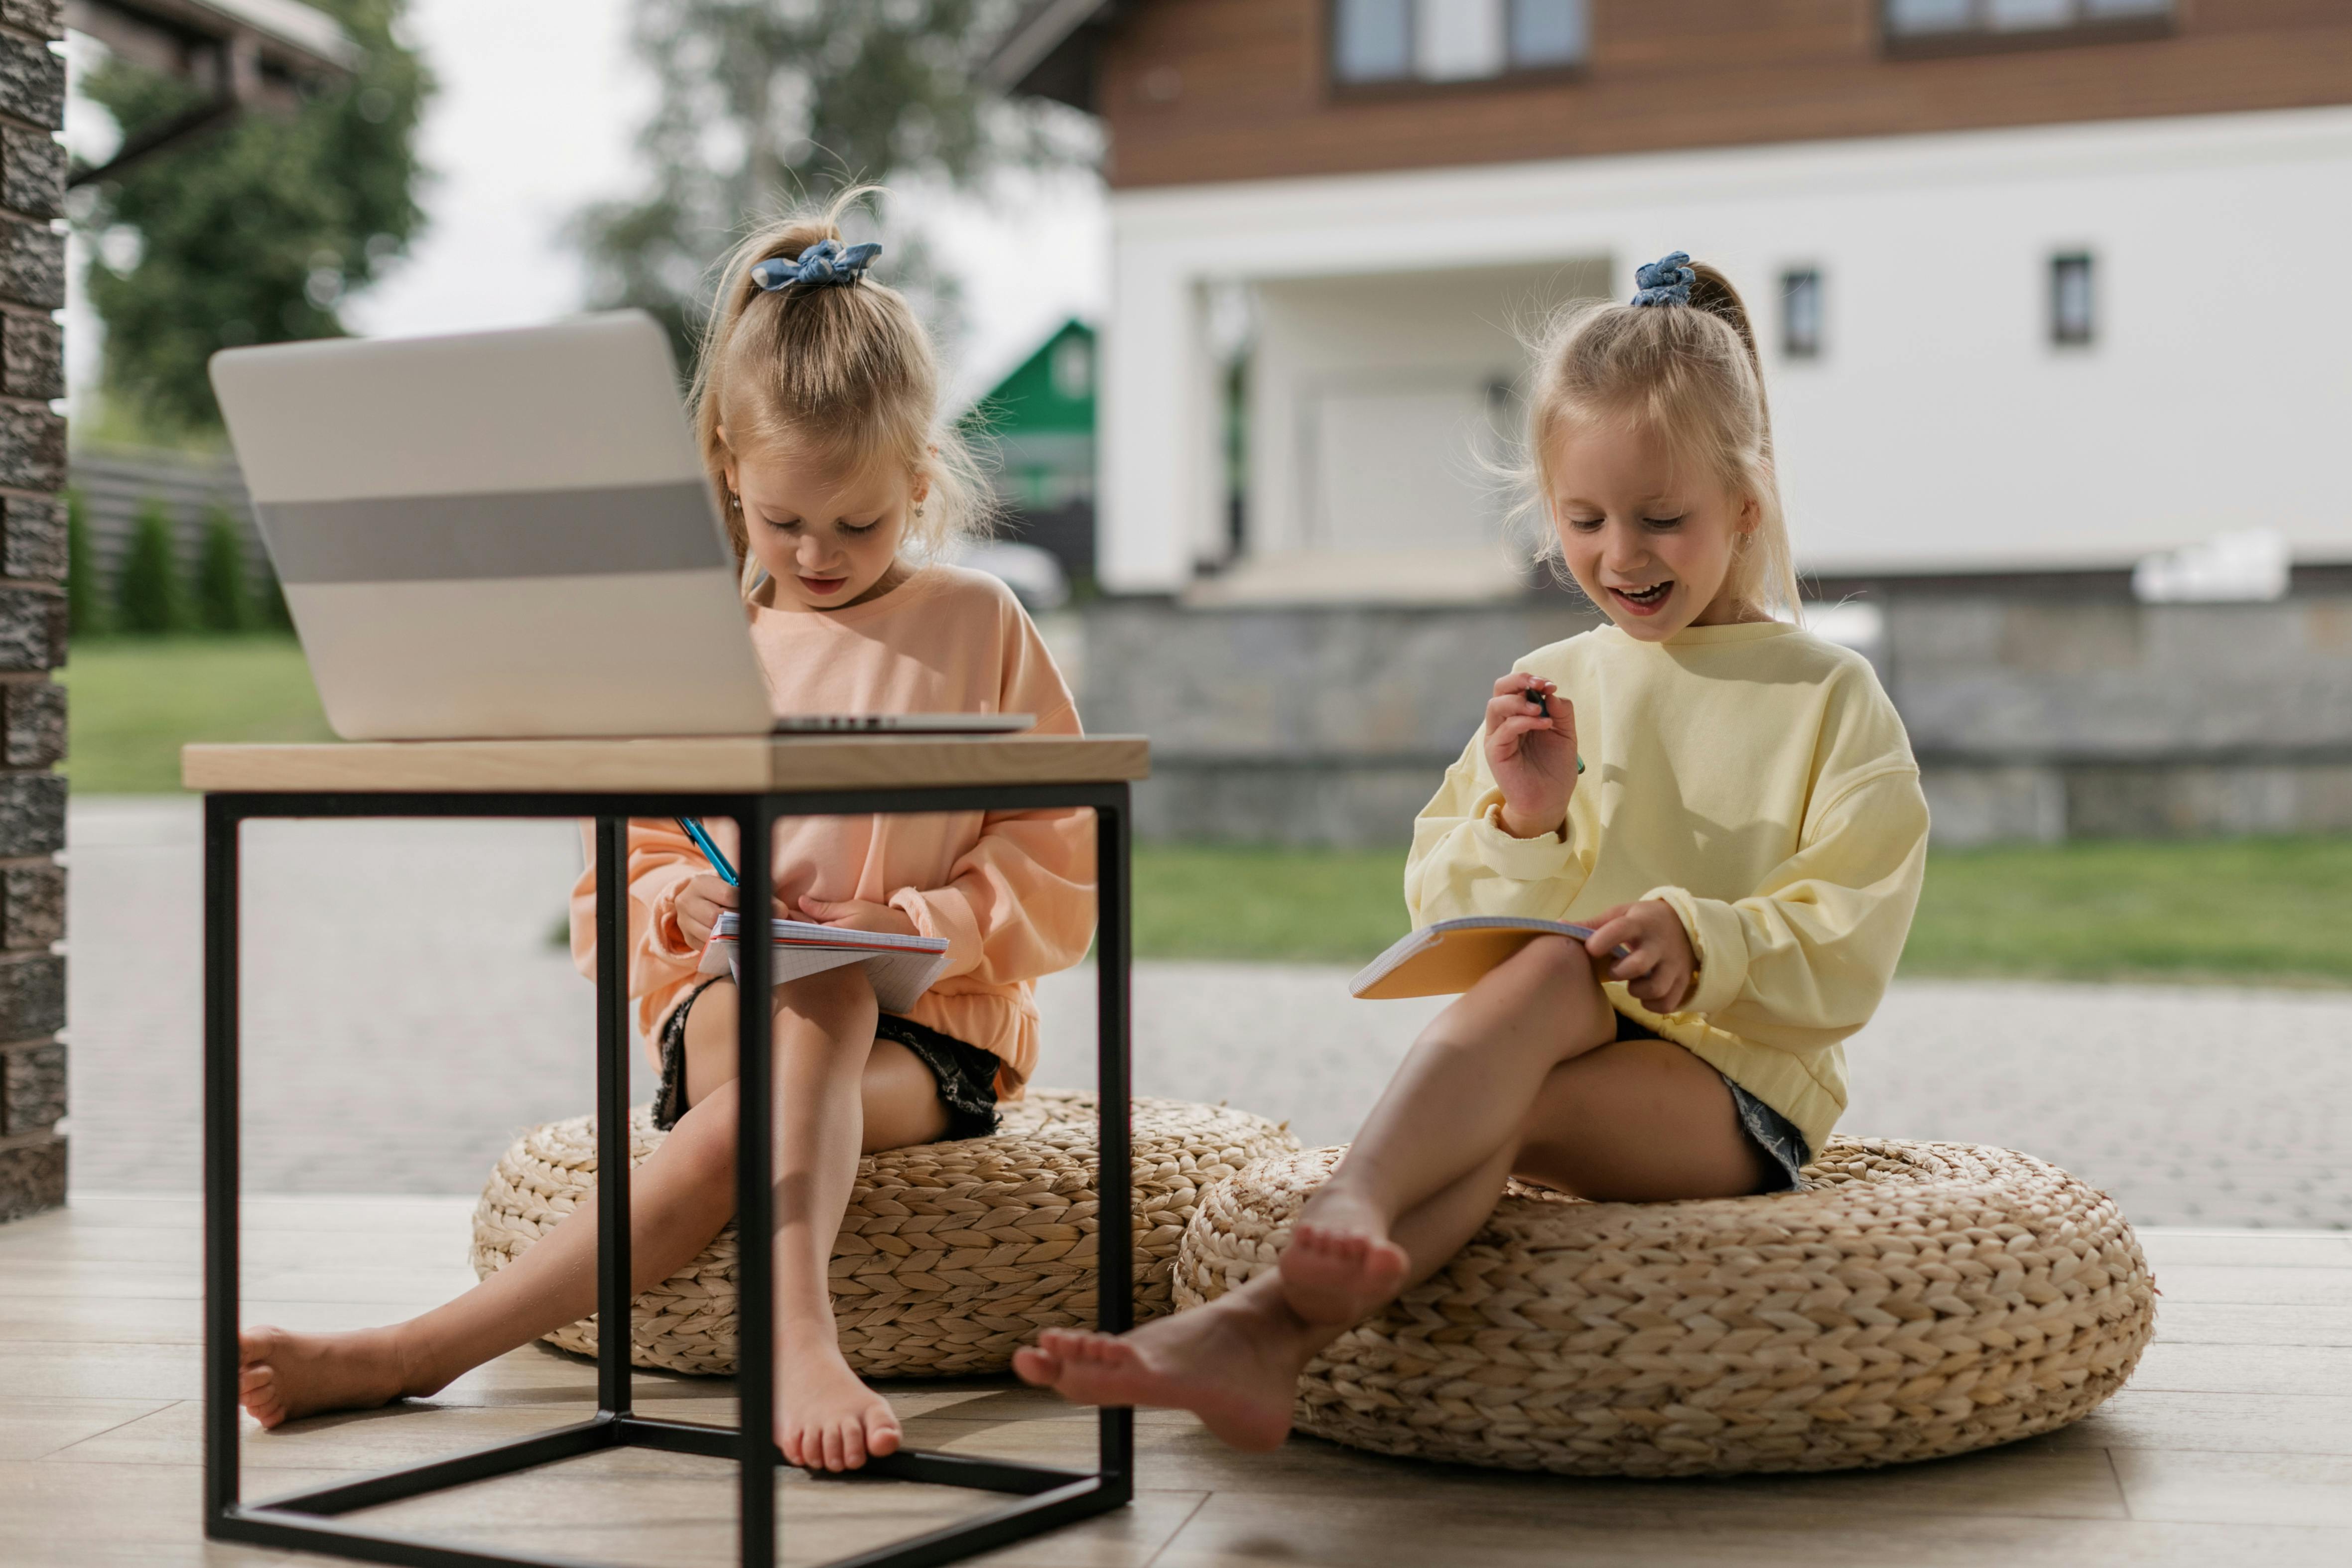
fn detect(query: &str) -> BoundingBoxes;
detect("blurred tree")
[196,507,252,631]
[575,0,1089,365]
[65,491,106,638]
[115,501,190,634]
[75,0,432,436]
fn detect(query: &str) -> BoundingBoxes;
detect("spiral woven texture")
[471,1089,1296,1378]
[1175,1139,2155,1476]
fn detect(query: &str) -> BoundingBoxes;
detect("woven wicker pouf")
[1175,1139,2156,1477]
[472,1088,1296,1379]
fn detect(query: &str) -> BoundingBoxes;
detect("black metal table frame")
[202,782,1133,1568]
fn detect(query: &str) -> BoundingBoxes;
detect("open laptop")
[207,312,1031,741]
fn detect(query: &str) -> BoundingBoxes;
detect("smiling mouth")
[1609,580,1674,613]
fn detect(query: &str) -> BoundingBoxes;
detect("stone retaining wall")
[1081,572,2352,849]
[0,0,61,1223]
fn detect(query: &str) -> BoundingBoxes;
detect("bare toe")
[1280,1221,1409,1326]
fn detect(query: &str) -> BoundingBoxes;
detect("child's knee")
[1504,933,1596,988]
[1491,934,1610,1025]
[772,965,880,1046]
[1430,936,1611,1057]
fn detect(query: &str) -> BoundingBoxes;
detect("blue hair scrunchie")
[750,238,882,292]
[1630,251,1696,308]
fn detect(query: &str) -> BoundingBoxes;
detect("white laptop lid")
[210,312,777,741]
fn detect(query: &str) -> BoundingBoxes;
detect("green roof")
[962,319,1094,440]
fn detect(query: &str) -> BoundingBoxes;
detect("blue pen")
[674,816,739,888]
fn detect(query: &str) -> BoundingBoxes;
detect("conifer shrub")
[115,499,190,634]
[196,507,251,632]
[65,489,105,637]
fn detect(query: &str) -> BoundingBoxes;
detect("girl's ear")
[716,424,739,499]
[910,470,931,505]
[1737,493,1762,537]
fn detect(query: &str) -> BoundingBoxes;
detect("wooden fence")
[67,445,271,592]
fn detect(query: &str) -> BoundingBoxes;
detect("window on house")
[2050,253,2094,347]
[1333,0,1413,82]
[1508,0,1589,69]
[1332,0,1589,86]
[1782,270,1824,360]
[1885,0,2172,46]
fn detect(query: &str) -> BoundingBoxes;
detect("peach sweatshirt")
[567,563,1094,1096]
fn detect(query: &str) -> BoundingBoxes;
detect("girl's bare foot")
[1011,1287,1313,1451]
[239,1324,437,1429]
[1279,1202,1410,1325]
[776,1336,901,1472]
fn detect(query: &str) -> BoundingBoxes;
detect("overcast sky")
[64,0,1110,417]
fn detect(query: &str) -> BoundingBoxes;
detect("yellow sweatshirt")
[1404,620,1929,1154]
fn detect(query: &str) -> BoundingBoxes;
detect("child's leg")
[1279,935,1619,1322]
[1015,939,1772,1447]
[239,972,946,1464]
[723,966,909,1474]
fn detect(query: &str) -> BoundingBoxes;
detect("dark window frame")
[1326,0,1592,101]
[1881,0,2175,60]
[2049,251,2096,348]
[1781,268,1825,361]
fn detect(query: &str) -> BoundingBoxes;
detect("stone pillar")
[0,0,64,1223]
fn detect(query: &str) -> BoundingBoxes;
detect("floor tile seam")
[2102,1447,2132,1522]
[26,1397,185,1462]
[2137,1227,2352,1242]
[2147,1337,2352,1347]
[2100,1443,2352,1463]
[998,1476,2140,1526]
[1140,1490,1213,1568]
[2118,1386,2352,1399]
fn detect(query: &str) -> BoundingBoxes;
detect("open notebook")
[699,912,951,1014]
[1349,916,1616,1000]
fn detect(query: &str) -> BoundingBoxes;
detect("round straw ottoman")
[471,1088,1296,1379]
[1176,1139,2156,1476]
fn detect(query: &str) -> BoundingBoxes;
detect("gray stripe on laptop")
[256,481,728,584]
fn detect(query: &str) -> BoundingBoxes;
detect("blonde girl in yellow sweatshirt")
[236,192,1095,1472]
[1017,253,1929,1449]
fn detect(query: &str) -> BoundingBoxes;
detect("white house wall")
[1247,261,1608,560]
[1101,105,2352,595]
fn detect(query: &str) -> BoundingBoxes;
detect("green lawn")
[61,634,336,793]
[1132,839,2352,986]
[59,635,2352,984]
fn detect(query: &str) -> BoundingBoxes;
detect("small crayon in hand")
[1525,680,1585,775]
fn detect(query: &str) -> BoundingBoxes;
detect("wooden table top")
[181,734,1151,793]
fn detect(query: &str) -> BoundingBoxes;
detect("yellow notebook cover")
[1349,917,1601,1000]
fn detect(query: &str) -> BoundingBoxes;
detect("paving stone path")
[64,799,2352,1227]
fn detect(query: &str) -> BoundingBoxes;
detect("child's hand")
[798,897,920,938]
[1583,901,1698,1014]
[1484,672,1577,839]
[675,879,793,948]
[674,875,739,949]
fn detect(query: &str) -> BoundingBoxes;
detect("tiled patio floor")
[3,1197,2349,1567]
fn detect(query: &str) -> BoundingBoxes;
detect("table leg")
[203,796,243,1525]
[594,816,633,1419]
[1095,788,1135,1499]
[734,800,778,1567]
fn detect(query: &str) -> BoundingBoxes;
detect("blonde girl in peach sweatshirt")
[237,191,1095,1472]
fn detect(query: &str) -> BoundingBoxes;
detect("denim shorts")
[1613,1012,1811,1191]
[653,976,1002,1140]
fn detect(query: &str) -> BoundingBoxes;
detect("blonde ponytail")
[690,186,992,597]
